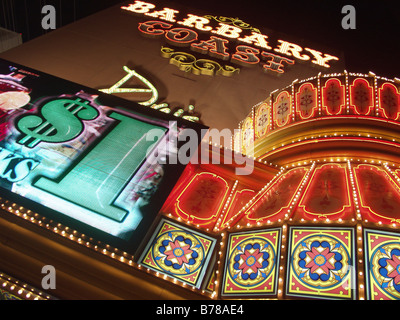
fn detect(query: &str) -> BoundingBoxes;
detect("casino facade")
[0,1,399,301]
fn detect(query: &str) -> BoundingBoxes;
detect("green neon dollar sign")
[16,98,99,148]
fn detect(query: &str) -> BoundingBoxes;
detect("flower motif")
[239,248,263,274]
[258,113,268,127]
[233,243,270,281]
[277,100,289,116]
[354,85,369,105]
[299,88,315,116]
[381,87,398,114]
[163,239,193,266]
[387,257,400,285]
[326,84,341,105]
[379,249,400,287]
[298,240,343,282]
[158,235,199,271]
[305,247,335,275]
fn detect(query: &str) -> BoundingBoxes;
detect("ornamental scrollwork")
[203,15,261,33]
[161,47,240,77]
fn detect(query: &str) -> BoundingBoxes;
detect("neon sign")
[274,91,291,127]
[161,47,239,77]
[122,1,339,75]
[174,172,229,228]
[295,83,318,119]
[100,65,200,122]
[322,78,345,115]
[378,82,400,120]
[349,78,374,115]
[0,58,206,253]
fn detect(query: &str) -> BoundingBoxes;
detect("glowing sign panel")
[354,164,400,225]
[274,91,291,127]
[297,163,352,220]
[222,228,281,297]
[322,78,345,116]
[364,229,400,300]
[0,59,206,253]
[122,1,340,76]
[296,83,317,119]
[350,78,374,115]
[287,226,355,300]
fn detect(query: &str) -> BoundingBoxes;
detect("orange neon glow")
[237,32,272,50]
[220,188,255,228]
[165,28,198,46]
[231,45,260,66]
[303,48,339,68]
[176,14,213,32]
[124,0,341,71]
[261,52,294,74]
[233,129,241,153]
[144,7,179,22]
[160,164,196,211]
[273,90,291,127]
[257,113,400,143]
[211,23,243,38]
[121,1,156,14]
[137,20,173,37]
[240,167,308,225]
[353,164,400,224]
[296,163,353,221]
[241,116,254,155]
[255,102,270,139]
[174,172,230,227]
[349,78,374,115]
[274,40,310,61]
[262,136,400,160]
[378,82,400,120]
[394,169,400,185]
[295,82,318,120]
[322,78,345,116]
[191,36,230,60]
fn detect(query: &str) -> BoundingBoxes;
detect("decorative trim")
[161,46,240,77]
[203,15,261,34]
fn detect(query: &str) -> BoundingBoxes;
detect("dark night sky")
[169,0,399,78]
[1,0,399,78]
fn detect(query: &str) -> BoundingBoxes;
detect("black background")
[1,0,399,78]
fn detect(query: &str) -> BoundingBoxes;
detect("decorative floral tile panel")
[139,218,217,288]
[221,228,281,297]
[364,229,400,300]
[286,226,356,299]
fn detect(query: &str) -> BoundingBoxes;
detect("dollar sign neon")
[16,98,99,148]
[33,112,167,222]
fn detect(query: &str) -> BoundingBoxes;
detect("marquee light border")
[296,163,353,221]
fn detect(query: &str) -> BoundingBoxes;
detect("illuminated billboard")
[0,58,207,254]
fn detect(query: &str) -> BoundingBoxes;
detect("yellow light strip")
[0,272,52,300]
[0,197,214,298]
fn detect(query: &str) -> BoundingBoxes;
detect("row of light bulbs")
[2,159,400,299]
[237,70,399,154]
[0,197,219,299]
[0,272,50,300]
[206,159,400,229]
[265,131,400,159]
